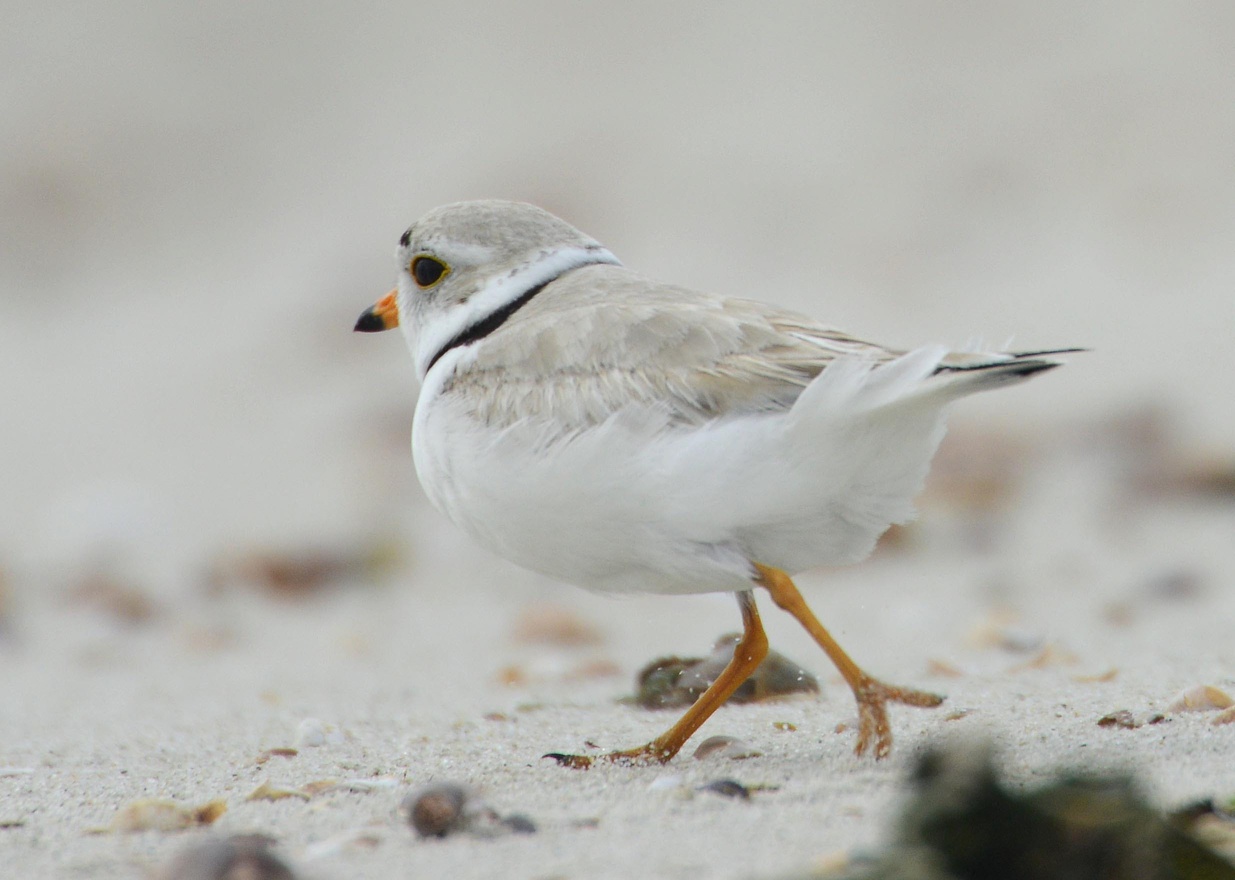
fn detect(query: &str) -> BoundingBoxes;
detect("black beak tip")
[354,310,385,333]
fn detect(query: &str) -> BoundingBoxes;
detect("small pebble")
[997,626,1045,653]
[1168,685,1234,713]
[647,774,684,791]
[565,658,622,680]
[699,779,750,800]
[1097,710,1167,730]
[403,783,470,838]
[208,543,395,598]
[965,609,1021,649]
[1098,710,1139,730]
[301,828,383,860]
[926,658,964,678]
[1102,601,1135,627]
[512,603,604,646]
[66,573,159,624]
[400,783,537,839]
[1010,644,1078,671]
[157,834,296,880]
[501,814,537,834]
[294,718,344,747]
[1142,569,1205,602]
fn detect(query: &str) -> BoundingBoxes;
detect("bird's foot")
[544,742,677,770]
[851,676,944,759]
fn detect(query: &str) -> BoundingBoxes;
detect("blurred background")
[3,2,1235,640]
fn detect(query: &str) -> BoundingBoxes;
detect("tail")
[738,345,1079,570]
[925,347,1084,400]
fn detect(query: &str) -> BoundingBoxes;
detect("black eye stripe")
[411,256,448,287]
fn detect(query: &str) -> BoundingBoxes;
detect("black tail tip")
[1007,359,1061,378]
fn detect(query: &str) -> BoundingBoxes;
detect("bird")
[355,199,1075,765]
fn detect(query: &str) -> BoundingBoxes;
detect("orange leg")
[753,563,943,759]
[547,590,769,769]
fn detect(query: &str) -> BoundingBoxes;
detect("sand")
[4,453,1234,878]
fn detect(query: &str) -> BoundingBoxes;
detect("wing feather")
[439,264,1049,431]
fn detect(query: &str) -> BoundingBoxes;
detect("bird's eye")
[410,256,449,288]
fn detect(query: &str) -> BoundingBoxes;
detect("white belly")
[411,356,951,596]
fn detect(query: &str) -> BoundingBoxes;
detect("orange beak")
[355,289,399,332]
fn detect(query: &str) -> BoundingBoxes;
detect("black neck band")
[426,266,585,374]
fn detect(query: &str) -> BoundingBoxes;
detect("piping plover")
[356,200,1074,765]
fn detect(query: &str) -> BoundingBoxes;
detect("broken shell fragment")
[246,781,311,802]
[1212,707,1235,726]
[109,798,227,832]
[693,735,763,761]
[634,634,818,709]
[1168,685,1234,713]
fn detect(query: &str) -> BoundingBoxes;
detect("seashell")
[1168,685,1234,713]
[110,798,226,832]
[693,735,762,760]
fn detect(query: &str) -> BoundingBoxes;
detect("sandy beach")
[3,4,1234,877]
